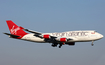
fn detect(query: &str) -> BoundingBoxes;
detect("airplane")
[4,20,104,48]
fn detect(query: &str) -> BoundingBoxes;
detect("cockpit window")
[95,31,97,32]
[91,31,96,34]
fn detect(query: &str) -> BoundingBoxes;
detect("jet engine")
[42,34,50,39]
[55,38,67,42]
[66,42,75,45]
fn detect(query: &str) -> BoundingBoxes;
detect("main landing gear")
[51,43,58,47]
[59,43,62,48]
[59,43,65,48]
[51,43,64,48]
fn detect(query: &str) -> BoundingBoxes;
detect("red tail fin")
[6,20,28,38]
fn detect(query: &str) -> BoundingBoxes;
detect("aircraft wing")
[24,29,42,34]
[24,29,73,42]
[24,29,57,38]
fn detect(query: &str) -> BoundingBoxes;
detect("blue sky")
[0,0,105,65]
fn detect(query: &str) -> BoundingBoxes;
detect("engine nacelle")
[56,38,67,42]
[66,42,75,45]
[43,34,50,39]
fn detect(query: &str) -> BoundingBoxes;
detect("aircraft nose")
[100,34,104,38]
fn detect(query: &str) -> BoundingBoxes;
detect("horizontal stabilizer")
[4,33,20,38]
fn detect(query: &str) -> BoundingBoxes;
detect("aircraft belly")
[67,37,93,42]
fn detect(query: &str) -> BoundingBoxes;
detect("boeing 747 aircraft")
[4,20,104,48]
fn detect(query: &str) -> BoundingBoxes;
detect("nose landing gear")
[91,41,94,46]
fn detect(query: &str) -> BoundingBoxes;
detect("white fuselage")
[21,30,103,43]
[5,20,104,48]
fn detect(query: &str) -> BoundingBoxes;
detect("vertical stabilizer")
[6,20,28,38]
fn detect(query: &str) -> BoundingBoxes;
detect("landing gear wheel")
[51,43,58,47]
[51,45,57,47]
[91,43,94,46]
[59,43,62,48]
[59,46,61,48]
[91,41,94,46]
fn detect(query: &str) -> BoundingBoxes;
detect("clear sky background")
[0,0,105,65]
